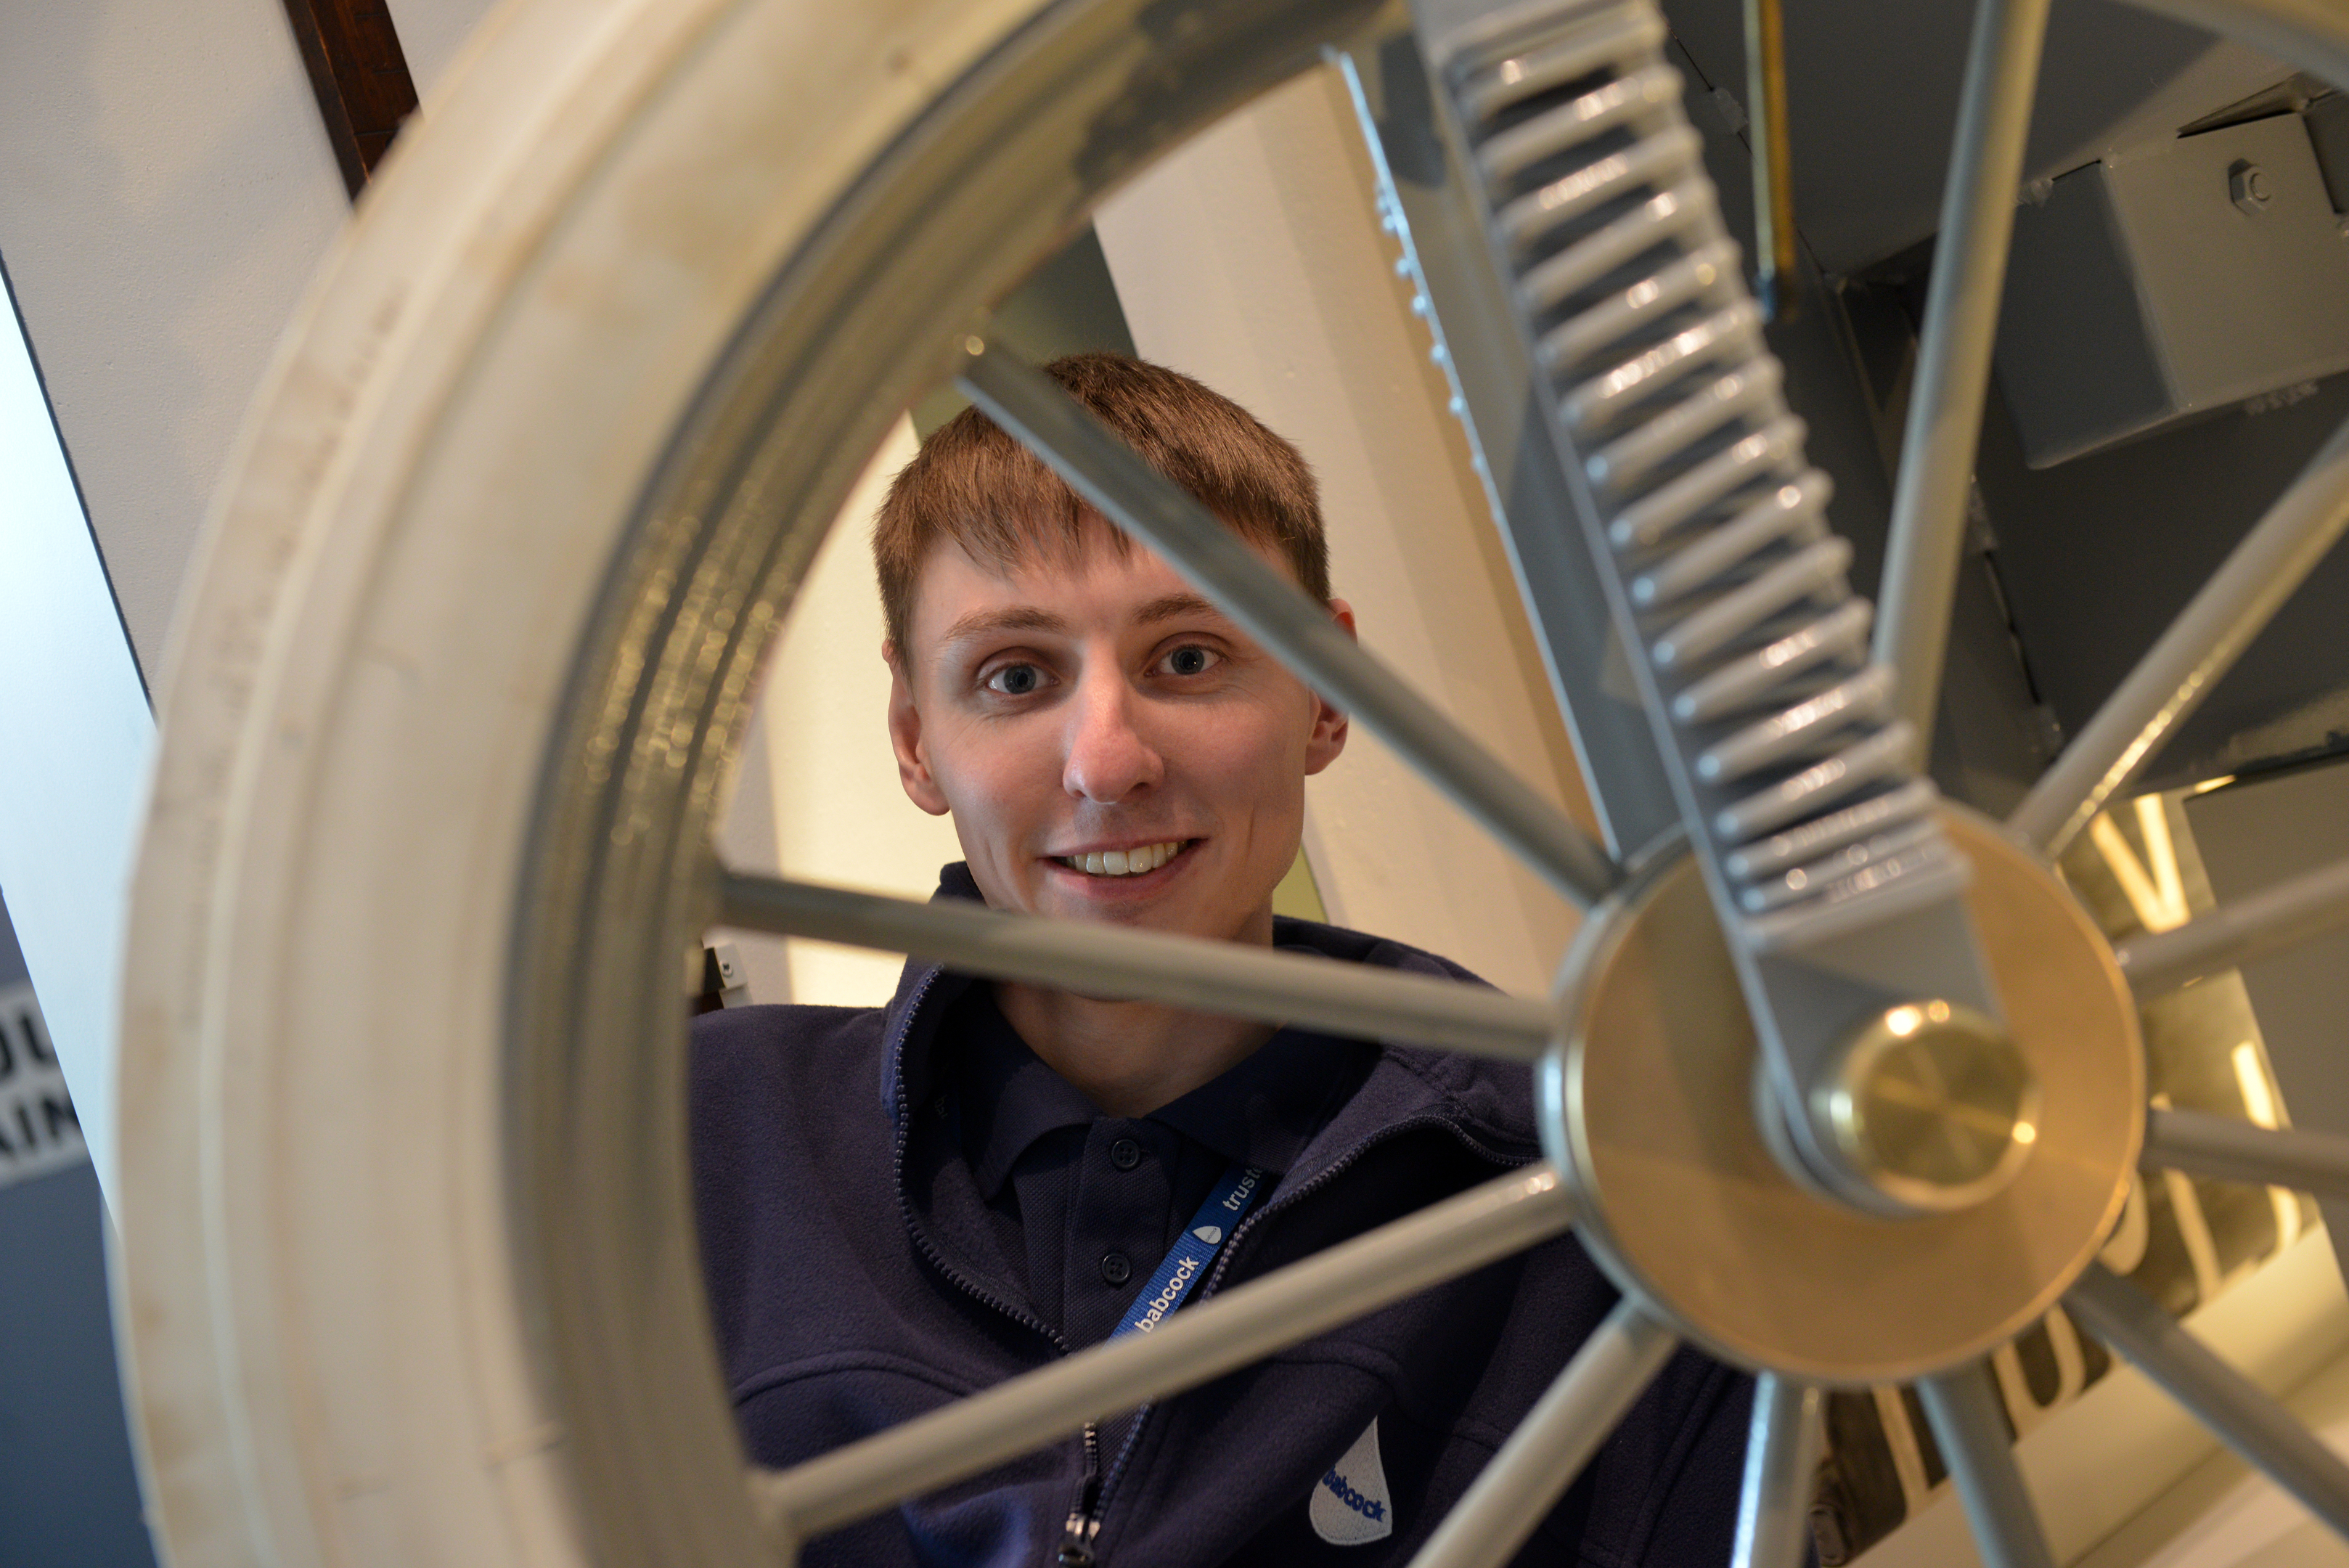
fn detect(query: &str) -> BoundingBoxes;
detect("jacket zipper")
[886,968,1108,1564]
[1080,1112,1533,1554]
[1058,1436,1103,1566]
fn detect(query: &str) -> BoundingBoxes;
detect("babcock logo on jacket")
[1310,1418,1394,1545]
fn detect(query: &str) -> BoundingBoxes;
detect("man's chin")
[1036,886,1199,931]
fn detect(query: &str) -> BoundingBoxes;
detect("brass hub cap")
[1540,808,2143,1385]
[1821,998,2040,1213]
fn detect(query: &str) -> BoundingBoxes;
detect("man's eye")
[1163,645,1218,677]
[984,663,1045,695]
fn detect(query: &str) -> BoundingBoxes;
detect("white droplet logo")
[1192,1224,1223,1244]
[1311,1417,1394,1546]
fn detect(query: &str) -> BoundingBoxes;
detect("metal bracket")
[1392,0,2013,1211]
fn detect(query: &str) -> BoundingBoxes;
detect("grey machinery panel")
[1657,0,2349,792]
[1997,110,2349,467]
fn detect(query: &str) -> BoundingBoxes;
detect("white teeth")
[1065,841,1185,876]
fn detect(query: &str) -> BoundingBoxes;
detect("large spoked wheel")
[116,0,2349,1564]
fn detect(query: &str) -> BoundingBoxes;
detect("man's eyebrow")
[939,605,1071,645]
[1135,592,1233,627]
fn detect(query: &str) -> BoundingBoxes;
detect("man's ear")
[1304,597,1355,776]
[886,649,952,816]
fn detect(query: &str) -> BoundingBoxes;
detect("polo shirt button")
[1100,1251,1133,1286]
[1109,1137,1142,1170]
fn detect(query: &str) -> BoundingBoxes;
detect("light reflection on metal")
[1820,998,2039,1212]
[1731,1375,1823,1568]
[2091,797,2192,936]
[1742,0,1798,319]
[2226,1042,2304,1249]
[2115,846,2349,997]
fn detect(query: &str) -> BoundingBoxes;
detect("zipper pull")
[1057,1500,1100,1565]
[1059,1422,1103,1565]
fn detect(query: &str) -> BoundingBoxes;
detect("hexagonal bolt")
[2231,159,2273,217]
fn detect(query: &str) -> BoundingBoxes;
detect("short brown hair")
[875,352,1329,657]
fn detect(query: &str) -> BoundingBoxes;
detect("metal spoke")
[2116,850,2349,998]
[716,872,1559,1061]
[2142,1107,2349,1206]
[1733,1374,1823,1568]
[1405,1299,1678,1568]
[2009,415,2349,856]
[1916,1363,2057,1568]
[750,1164,1578,1540]
[956,338,1619,910]
[2068,1262,2349,1539]
[1874,0,2054,746]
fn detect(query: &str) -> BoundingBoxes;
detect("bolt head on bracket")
[2231,158,2273,216]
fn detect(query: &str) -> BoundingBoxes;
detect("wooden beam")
[280,0,420,200]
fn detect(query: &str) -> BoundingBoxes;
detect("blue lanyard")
[1109,1162,1265,1339]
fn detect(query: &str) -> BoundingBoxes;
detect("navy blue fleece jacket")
[691,866,1749,1566]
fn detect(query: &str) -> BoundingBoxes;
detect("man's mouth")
[1055,840,1192,878]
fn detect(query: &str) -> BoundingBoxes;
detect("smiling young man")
[692,354,1749,1567]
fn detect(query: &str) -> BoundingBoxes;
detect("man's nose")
[1061,669,1162,804]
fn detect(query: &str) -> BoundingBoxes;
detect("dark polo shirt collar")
[957,987,1370,1199]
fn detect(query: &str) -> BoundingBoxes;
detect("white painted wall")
[0,0,504,677]
[1094,67,1594,997]
[0,0,356,1183]
[0,0,351,671]
[0,0,502,1175]
[714,418,966,1008]
[388,0,503,102]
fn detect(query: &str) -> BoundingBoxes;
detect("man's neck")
[994,981,1274,1118]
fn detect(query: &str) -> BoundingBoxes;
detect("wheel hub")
[1820,997,2039,1213]
[1540,808,2143,1385]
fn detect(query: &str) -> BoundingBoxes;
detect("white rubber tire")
[114,0,1123,1561]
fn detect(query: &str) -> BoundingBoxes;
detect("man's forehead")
[906,526,1286,651]
[927,519,1138,592]
[934,592,1228,650]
